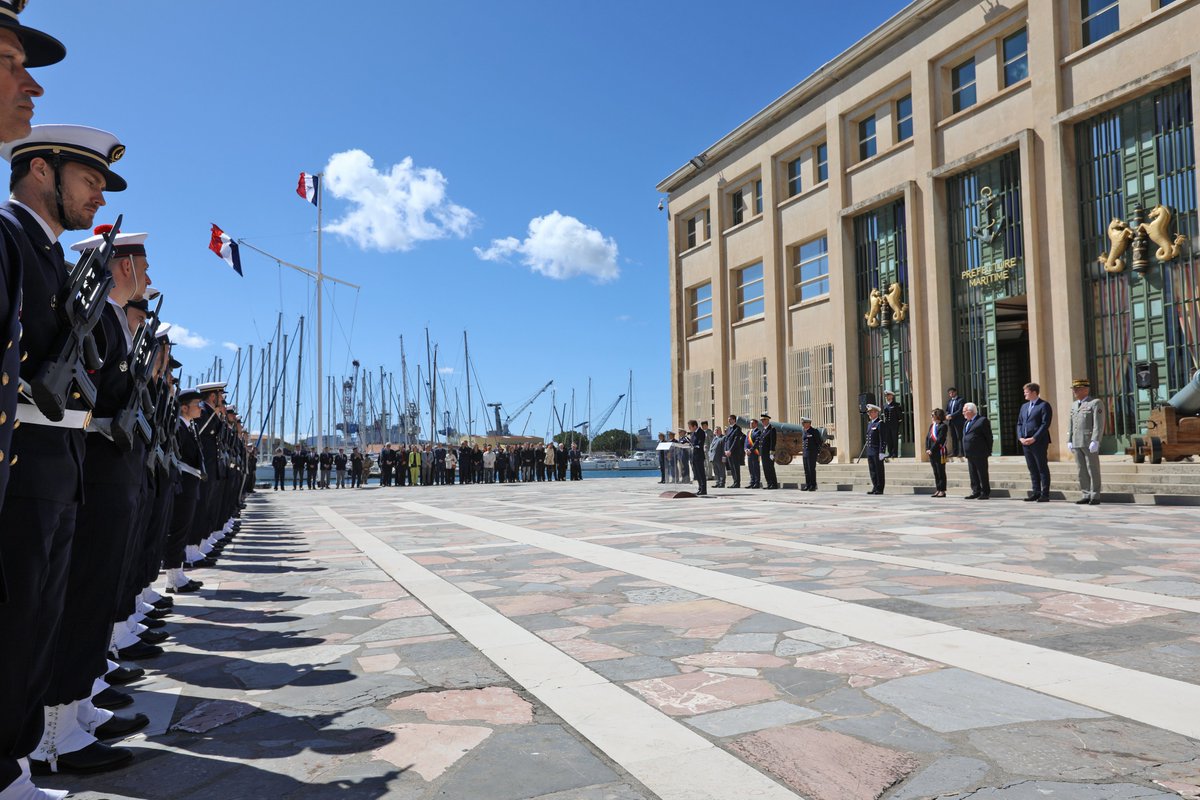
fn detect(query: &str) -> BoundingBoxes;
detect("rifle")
[112,295,161,451]
[29,215,123,420]
[146,376,172,481]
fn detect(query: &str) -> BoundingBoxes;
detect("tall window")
[731,192,745,226]
[754,179,763,214]
[794,237,830,302]
[951,58,977,113]
[816,143,828,182]
[786,156,803,197]
[1002,29,1029,86]
[858,116,877,160]
[736,262,764,320]
[1081,0,1119,46]
[730,181,761,226]
[895,95,913,142]
[690,282,712,334]
[683,209,710,251]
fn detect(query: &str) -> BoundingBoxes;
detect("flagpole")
[316,171,325,453]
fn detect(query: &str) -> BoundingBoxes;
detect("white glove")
[878,453,885,461]
[1088,441,1099,454]
[1067,442,1075,453]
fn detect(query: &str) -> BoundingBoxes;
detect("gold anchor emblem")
[972,186,1004,244]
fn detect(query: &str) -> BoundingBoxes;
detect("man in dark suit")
[723,414,745,488]
[687,420,707,496]
[758,414,779,489]
[961,402,993,499]
[1016,382,1053,502]
[864,404,886,494]
[945,387,965,461]
[290,448,305,490]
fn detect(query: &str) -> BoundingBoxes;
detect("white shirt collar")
[9,199,58,244]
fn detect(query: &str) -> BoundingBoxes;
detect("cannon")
[735,417,836,465]
[1126,369,1200,464]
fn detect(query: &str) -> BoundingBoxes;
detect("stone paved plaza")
[50,478,1200,799]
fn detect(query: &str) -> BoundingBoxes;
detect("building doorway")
[995,298,1030,456]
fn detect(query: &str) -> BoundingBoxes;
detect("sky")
[30,0,905,443]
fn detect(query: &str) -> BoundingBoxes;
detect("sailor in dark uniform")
[290,447,305,490]
[164,387,205,593]
[0,121,135,788]
[799,417,823,491]
[881,389,903,460]
[758,414,779,489]
[188,381,226,566]
[0,15,74,797]
[864,403,886,494]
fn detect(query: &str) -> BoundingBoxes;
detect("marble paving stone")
[783,627,854,649]
[368,598,429,619]
[1034,593,1172,626]
[347,616,448,643]
[948,782,1176,799]
[622,587,703,605]
[586,655,681,681]
[537,625,590,642]
[626,671,779,716]
[488,594,578,616]
[410,655,508,689]
[713,633,778,653]
[792,644,941,681]
[1121,580,1200,597]
[357,653,401,673]
[820,710,952,752]
[371,722,492,781]
[888,756,991,800]
[774,639,824,657]
[866,669,1108,732]
[685,700,821,737]
[730,725,919,800]
[674,652,789,670]
[170,698,260,734]
[291,599,382,616]
[965,718,1200,781]
[610,598,756,629]
[761,665,847,699]
[902,591,1034,608]
[388,687,534,725]
[432,725,619,800]
[553,639,635,662]
[728,613,804,634]
[809,688,880,716]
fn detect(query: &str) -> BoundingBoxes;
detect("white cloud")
[438,366,454,375]
[323,149,475,252]
[222,341,239,352]
[164,322,210,350]
[474,211,619,283]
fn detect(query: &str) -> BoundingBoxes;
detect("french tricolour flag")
[297,172,319,206]
[209,224,243,276]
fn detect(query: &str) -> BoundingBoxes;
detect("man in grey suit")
[1067,378,1105,505]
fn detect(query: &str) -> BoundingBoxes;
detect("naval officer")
[864,404,886,494]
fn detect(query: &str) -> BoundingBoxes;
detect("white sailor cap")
[196,381,227,394]
[0,1,65,68]
[144,286,161,300]
[70,224,146,256]
[865,404,881,412]
[0,124,127,191]
[800,416,812,423]
[884,389,895,397]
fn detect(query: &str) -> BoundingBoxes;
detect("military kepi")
[1071,378,1090,389]
[0,124,127,191]
[0,0,66,67]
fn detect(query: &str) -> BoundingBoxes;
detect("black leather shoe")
[1036,496,1049,502]
[93,687,134,710]
[117,641,164,661]
[1089,498,1101,505]
[139,629,169,645]
[29,741,134,775]
[964,493,980,500]
[166,580,202,594]
[186,557,216,568]
[145,608,171,620]
[1023,495,1038,502]
[105,665,146,685]
[1075,498,1090,504]
[979,495,990,500]
[95,712,150,741]
[152,597,174,610]
[141,617,166,630]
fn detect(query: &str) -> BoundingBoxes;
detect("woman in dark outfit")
[925,408,949,498]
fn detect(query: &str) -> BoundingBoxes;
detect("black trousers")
[761,453,778,487]
[165,475,199,569]
[930,456,946,492]
[292,468,302,489]
[867,453,885,492]
[692,451,707,494]
[727,461,742,487]
[967,455,990,497]
[49,479,141,704]
[883,424,900,458]
[0,497,76,789]
[948,418,965,457]
[746,453,760,486]
[1023,443,1050,497]
[273,466,285,490]
[802,454,818,488]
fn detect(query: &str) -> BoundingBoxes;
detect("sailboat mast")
[464,331,472,443]
[400,336,411,445]
[294,315,305,446]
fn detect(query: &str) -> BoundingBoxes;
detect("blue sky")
[31,1,902,442]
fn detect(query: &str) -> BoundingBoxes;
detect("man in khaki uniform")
[1066,378,1105,505]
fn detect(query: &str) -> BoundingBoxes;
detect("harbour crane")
[574,393,625,440]
[487,380,553,436]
